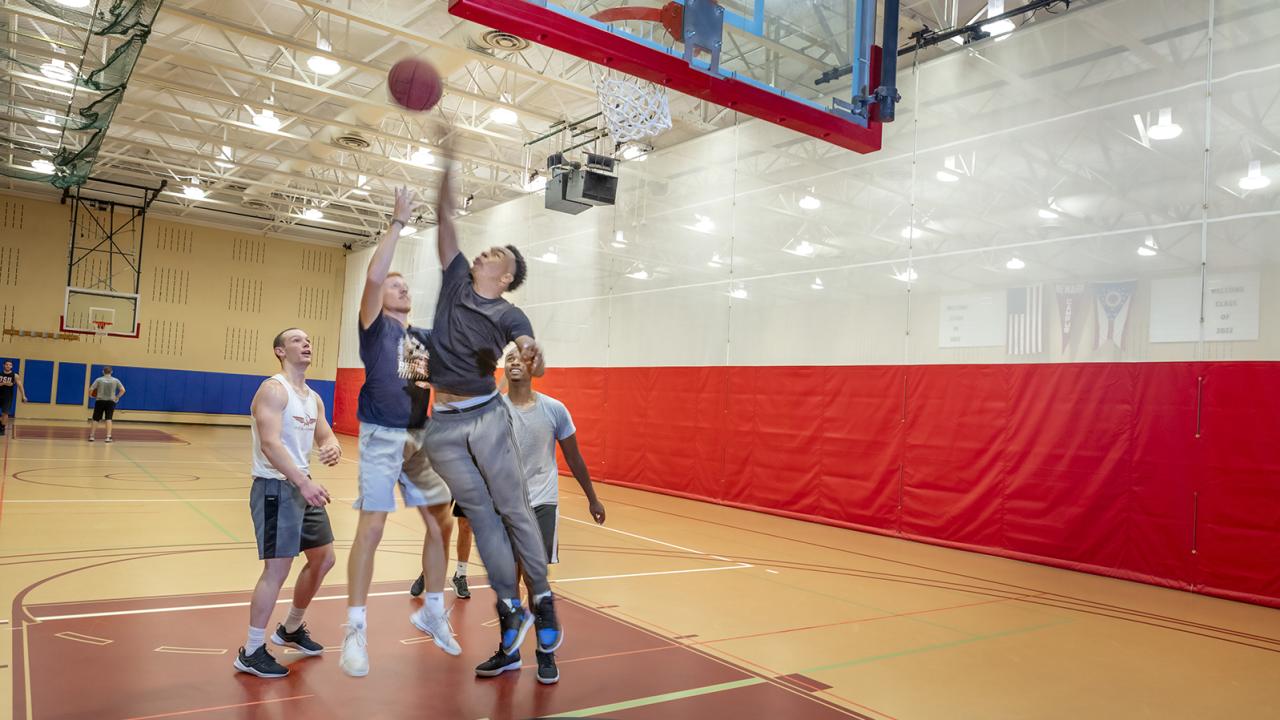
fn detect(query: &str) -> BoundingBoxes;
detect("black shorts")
[533,504,559,565]
[0,391,13,414]
[452,500,466,519]
[92,400,117,421]
[250,477,334,560]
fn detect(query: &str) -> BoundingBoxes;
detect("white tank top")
[251,374,318,479]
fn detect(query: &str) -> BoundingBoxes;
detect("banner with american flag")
[1006,285,1044,356]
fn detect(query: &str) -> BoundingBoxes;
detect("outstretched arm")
[361,187,416,329]
[436,161,460,268]
[558,434,605,524]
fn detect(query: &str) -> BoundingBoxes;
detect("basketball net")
[92,320,112,342]
[591,66,672,143]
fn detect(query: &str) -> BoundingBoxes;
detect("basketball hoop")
[92,320,112,340]
[589,6,676,144]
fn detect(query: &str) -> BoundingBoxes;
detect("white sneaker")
[410,606,462,656]
[339,624,369,677]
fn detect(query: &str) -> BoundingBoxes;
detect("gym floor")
[2,421,1278,719]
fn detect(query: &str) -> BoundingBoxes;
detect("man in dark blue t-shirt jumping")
[339,187,459,678]
[424,159,562,680]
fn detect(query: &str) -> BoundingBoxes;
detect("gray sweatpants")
[424,397,549,599]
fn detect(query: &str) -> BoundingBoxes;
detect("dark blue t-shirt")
[428,253,534,396]
[357,314,431,429]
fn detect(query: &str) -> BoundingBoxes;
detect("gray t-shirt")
[91,376,123,402]
[505,393,575,507]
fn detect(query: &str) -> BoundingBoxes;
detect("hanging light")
[1238,160,1271,191]
[936,169,959,182]
[409,147,434,167]
[307,37,341,76]
[620,143,651,162]
[626,266,650,280]
[707,253,723,268]
[799,195,821,210]
[301,207,324,221]
[1148,107,1182,141]
[894,267,919,283]
[811,277,825,290]
[522,172,548,193]
[39,58,75,82]
[1038,208,1059,220]
[490,106,518,125]
[55,0,92,7]
[352,174,369,195]
[399,224,419,237]
[693,214,715,233]
[1137,236,1159,256]
[540,248,559,263]
[982,0,1015,36]
[31,158,56,174]
[253,108,282,132]
[729,285,748,300]
[901,226,921,239]
[789,240,815,257]
[183,179,207,200]
[1006,257,1026,270]
[612,230,627,248]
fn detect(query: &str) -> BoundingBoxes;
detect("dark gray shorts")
[534,503,558,565]
[250,477,334,560]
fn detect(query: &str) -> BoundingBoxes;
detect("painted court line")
[561,515,706,555]
[31,565,755,622]
[551,678,764,717]
[54,631,112,645]
[120,694,314,720]
[154,646,227,655]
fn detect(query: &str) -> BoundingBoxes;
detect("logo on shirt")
[0,376,12,388]
[292,415,317,428]
[398,334,430,382]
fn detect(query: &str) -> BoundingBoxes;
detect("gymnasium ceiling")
[1,0,1088,246]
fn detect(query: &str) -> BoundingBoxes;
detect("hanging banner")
[1093,280,1137,350]
[1007,285,1044,356]
[939,292,1006,348]
[1150,272,1260,343]
[1056,283,1087,354]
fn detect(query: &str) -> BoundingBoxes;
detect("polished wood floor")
[1,420,1278,719]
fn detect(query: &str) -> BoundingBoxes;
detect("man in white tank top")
[235,328,343,678]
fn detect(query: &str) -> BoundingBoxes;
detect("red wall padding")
[333,367,364,437]
[333,361,1280,607]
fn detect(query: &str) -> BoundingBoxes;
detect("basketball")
[388,58,443,112]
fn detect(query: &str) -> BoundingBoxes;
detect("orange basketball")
[388,58,443,112]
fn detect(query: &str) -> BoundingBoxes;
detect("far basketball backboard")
[449,0,895,154]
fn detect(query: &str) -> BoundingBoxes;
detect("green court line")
[114,446,240,542]
[796,618,1074,675]
[550,678,764,717]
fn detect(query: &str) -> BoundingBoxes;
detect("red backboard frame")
[448,0,883,154]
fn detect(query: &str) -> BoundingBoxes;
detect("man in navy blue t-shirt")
[423,160,562,680]
[339,187,460,678]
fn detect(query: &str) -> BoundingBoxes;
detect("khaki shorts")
[403,426,452,507]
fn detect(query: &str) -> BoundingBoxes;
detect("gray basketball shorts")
[250,476,334,560]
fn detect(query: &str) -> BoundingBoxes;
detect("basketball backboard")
[61,287,141,338]
[448,0,892,154]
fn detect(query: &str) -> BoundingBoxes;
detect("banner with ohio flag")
[1006,285,1044,356]
[1094,280,1138,349]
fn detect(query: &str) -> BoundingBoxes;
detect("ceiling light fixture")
[307,37,341,76]
[39,59,75,82]
[1137,236,1159,256]
[490,106,518,125]
[1147,107,1182,141]
[708,253,723,268]
[612,230,627,248]
[252,108,282,132]
[982,0,1016,36]
[894,267,919,283]
[183,179,207,200]
[31,158,56,174]
[410,147,434,167]
[1238,160,1271,191]
[1006,257,1026,270]
[901,226,921,239]
[811,277,825,290]
[799,195,821,210]
[626,267,650,280]
[301,207,324,221]
[1038,208,1059,220]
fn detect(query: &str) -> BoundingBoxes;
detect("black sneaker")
[452,573,471,599]
[234,645,288,677]
[270,623,324,656]
[409,573,425,597]
[475,648,521,677]
[497,601,532,655]
[535,650,559,685]
[533,595,563,653]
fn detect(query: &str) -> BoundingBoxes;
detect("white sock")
[245,626,266,654]
[347,605,366,628]
[533,591,552,605]
[425,592,445,616]
[454,562,468,577]
[284,606,306,632]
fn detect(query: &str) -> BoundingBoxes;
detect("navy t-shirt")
[357,314,432,429]
[428,253,534,396]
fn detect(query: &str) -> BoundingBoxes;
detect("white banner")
[939,292,1007,348]
[1149,272,1260,343]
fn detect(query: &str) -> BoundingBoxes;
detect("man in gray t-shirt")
[88,367,125,443]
